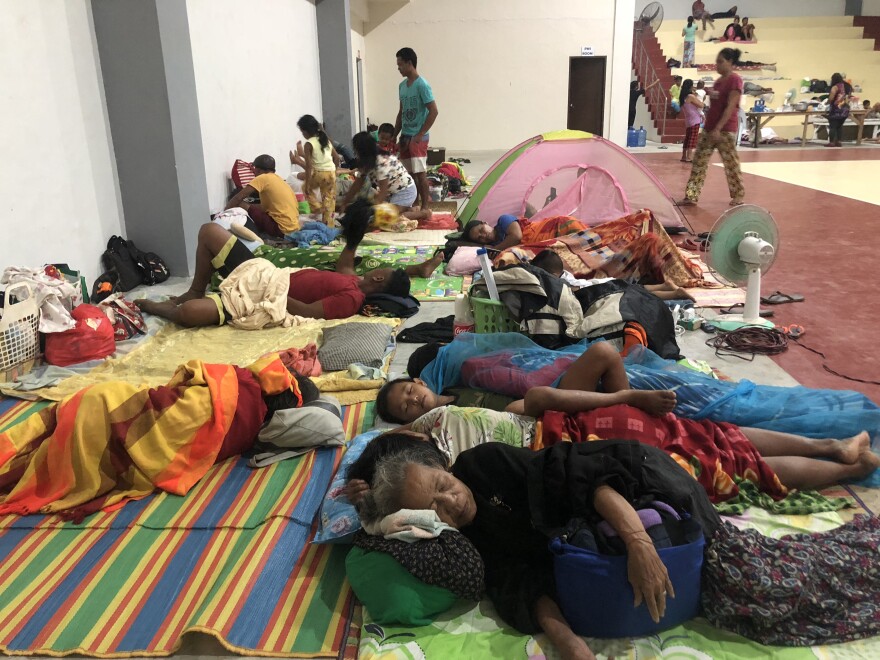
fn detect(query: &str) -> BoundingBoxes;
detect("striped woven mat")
[0,396,375,658]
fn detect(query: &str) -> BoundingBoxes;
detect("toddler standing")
[297,114,338,225]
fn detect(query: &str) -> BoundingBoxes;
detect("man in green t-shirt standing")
[394,47,439,213]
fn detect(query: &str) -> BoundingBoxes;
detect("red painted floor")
[637,148,880,403]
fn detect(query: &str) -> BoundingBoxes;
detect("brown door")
[567,56,607,136]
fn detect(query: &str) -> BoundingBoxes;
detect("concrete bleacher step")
[854,16,880,49]
[649,15,880,139]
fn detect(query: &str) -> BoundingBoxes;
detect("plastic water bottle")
[453,294,475,336]
[476,248,500,302]
[638,126,647,147]
[627,127,639,147]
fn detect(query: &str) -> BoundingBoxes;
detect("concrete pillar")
[317,0,357,142]
[91,0,209,276]
[609,0,637,146]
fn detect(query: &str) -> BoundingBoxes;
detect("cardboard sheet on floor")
[361,229,451,246]
[681,249,747,308]
[2,316,400,404]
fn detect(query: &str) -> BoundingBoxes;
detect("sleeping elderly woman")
[354,439,880,659]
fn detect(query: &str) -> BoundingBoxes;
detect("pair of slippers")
[718,292,805,319]
[681,232,713,252]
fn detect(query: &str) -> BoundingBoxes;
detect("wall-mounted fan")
[637,2,664,34]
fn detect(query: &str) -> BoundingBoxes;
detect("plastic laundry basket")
[550,529,704,638]
[470,297,521,334]
[0,282,41,379]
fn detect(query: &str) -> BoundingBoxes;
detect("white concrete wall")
[187,0,322,212]
[364,0,635,150]
[0,0,123,283]
[640,0,846,19]
[351,25,367,133]
[863,0,880,15]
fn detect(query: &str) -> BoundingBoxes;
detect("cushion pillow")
[445,247,482,276]
[318,322,393,372]
[345,547,457,626]
[231,159,256,189]
[248,396,344,468]
[314,429,380,543]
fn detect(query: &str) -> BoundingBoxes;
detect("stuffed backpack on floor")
[100,236,170,292]
[102,236,143,291]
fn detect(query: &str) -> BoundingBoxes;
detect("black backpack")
[102,236,143,291]
[102,236,171,290]
[125,240,170,285]
[809,79,829,93]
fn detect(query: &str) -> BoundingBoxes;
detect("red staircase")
[632,24,685,144]
[853,16,880,50]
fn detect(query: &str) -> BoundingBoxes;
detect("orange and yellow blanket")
[0,355,297,521]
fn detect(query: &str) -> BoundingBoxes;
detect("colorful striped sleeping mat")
[0,396,374,658]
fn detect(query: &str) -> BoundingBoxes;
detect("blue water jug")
[627,127,639,147]
[638,126,647,147]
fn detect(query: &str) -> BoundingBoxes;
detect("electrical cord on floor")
[705,326,788,360]
[706,326,880,385]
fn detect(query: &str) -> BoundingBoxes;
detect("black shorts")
[211,236,255,278]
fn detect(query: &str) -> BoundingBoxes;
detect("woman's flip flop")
[761,291,805,305]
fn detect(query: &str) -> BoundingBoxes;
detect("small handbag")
[98,293,147,341]
[549,503,704,638]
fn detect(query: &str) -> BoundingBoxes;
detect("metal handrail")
[632,26,668,137]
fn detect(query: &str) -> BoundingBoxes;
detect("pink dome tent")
[457,130,687,230]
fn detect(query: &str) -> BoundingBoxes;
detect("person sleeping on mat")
[530,250,695,301]
[374,333,880,476]
[354,439,880,655]
[0,354,319,520]
[461,215,587,251]
[353,387,878,505]
[136,203,417,328]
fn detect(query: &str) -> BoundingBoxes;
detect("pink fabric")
[528,166,630,226]
[474,136,684,230]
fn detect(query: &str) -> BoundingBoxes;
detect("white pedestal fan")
[705,205,779,331]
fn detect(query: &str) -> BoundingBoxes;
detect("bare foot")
[626,390,677,416]
[855,446,880,479]
[834,431,871,465]
[135,299,177,321]
[672,287,696,302]
[414,252,444,278]
[169,290,203,305]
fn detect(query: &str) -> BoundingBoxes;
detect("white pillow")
[248,396,344,467]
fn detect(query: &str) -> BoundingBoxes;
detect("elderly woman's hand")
[344,479,371,505]
[626,535,675,623]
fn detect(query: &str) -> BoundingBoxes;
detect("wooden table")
[745,109,871,147]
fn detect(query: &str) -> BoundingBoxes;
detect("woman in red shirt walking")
[680,48,745,207]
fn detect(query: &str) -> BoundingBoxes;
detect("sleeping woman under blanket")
[0,354,317,521]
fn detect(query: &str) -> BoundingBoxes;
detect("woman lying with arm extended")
[356,384,878,505]
[461,214,588,251]
[359,440,880,656]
